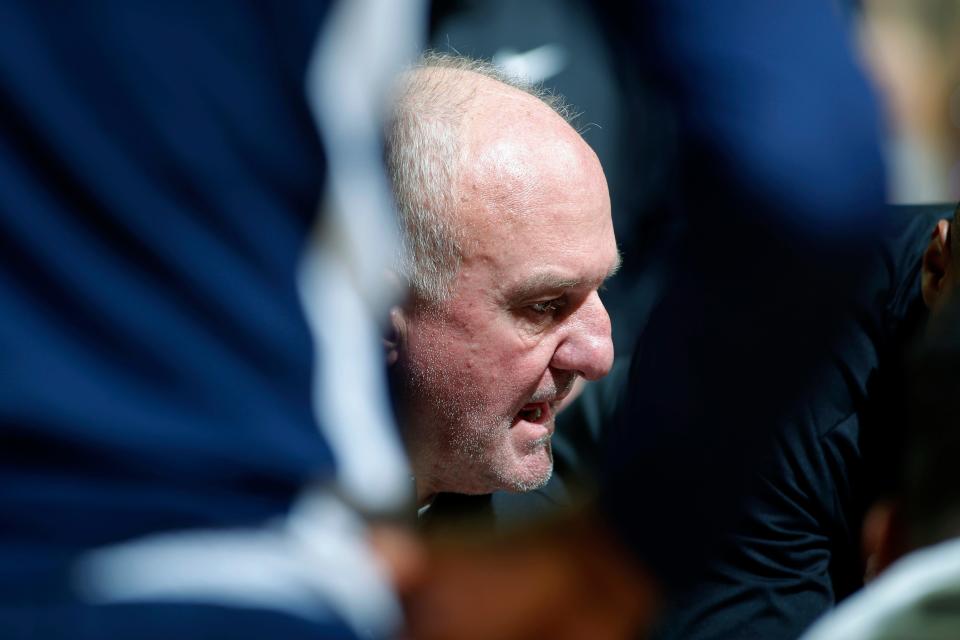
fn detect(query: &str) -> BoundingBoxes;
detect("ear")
[862,500,908,582]
[384,306,406,367]
[922,219,952,310]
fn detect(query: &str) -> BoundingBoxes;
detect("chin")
[500,449,554,493]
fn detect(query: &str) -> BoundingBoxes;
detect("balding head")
[385,53,579,305]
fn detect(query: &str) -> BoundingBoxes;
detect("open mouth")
[516,401,550,424]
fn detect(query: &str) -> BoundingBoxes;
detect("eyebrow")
[508,252,622,301]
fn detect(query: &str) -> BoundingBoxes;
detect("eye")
[529,297,566,315]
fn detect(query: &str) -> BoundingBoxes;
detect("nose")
[550,291,614,381]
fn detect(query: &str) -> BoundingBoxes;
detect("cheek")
[461,323,543,384]
[407,308,558,402]
[404,316,494,387]
[483,345,558,405]
[405,325,463,381]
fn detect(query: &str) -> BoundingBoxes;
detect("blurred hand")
[400,511,659,640]
[367,522,428,595]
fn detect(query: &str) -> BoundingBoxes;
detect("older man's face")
[397,98,618,500]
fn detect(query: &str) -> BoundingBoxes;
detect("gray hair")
[385,51,576,304]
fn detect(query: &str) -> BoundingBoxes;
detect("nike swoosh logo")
[492,44,567,84]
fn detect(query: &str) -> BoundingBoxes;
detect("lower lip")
[511,422,552,452]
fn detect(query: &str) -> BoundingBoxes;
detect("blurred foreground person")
[0,1,424,638]
[385,54,619,508]
[802,266,960,640]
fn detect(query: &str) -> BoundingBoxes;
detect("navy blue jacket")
[0,0,335,593]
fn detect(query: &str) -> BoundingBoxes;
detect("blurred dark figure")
[0,1,423,638]
[593,0,884,599]
[646,204,948,639]
[802,255,960,639]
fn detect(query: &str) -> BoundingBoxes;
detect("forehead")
[454,135,616,296]
[440,78,617,298]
